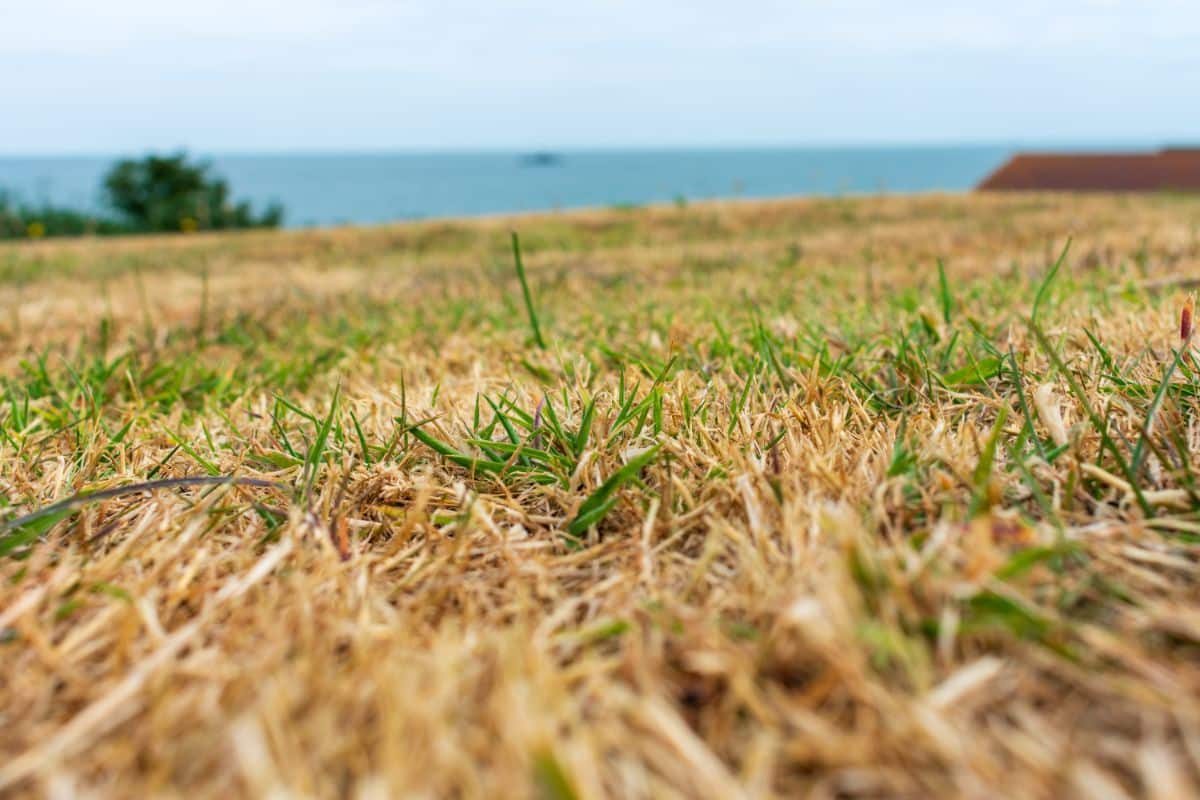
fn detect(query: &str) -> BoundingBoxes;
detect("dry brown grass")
[2,192,1200,798]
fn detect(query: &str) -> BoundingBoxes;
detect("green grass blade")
[511,231,546,349]
[943,356,1003,387]
[936,258,953,324]
[568,444,661,537]
[1032,238,1071,325]
[0,507,73,557]
[1131,344,1188,477]
[532,750,579,800]
[410,424,507,474]
[165,427,222,476]
[302,385,340,499]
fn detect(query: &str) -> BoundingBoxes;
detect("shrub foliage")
[103,153,282,233]
[1,153,282,240]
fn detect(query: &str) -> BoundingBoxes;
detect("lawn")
[2,192,1200,798]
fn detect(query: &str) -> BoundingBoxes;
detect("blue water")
[0,148,1012,228]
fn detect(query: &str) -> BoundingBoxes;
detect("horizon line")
[0,137,1186,160]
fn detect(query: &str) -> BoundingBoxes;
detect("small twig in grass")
[0,476,285,536]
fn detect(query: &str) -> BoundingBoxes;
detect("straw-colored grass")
[3,192,1200,798]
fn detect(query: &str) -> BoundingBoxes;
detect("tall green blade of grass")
[511,231,547,349]
[1007,350,1050,462]
[573,397,596,457]
[936,258,953,324]
[1032,238,1071,325]
[1130,344,1189,477]
[349,408,372,466]
[301,385,340,500]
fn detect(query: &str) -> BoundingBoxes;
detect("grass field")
[3,192,1200,798]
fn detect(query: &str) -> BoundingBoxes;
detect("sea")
[0,147,1016,229]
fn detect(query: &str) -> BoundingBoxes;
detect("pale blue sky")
[3,0,1197,153]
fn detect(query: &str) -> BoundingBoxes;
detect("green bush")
[0,152,283,240]
[103,153,282,233]
[0,192,130,241]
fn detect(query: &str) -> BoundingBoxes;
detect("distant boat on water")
[519,152,563,167]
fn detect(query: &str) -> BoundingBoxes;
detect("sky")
[2,0,1198,154]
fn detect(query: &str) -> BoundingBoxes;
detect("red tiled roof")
[977,148,1200,192]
